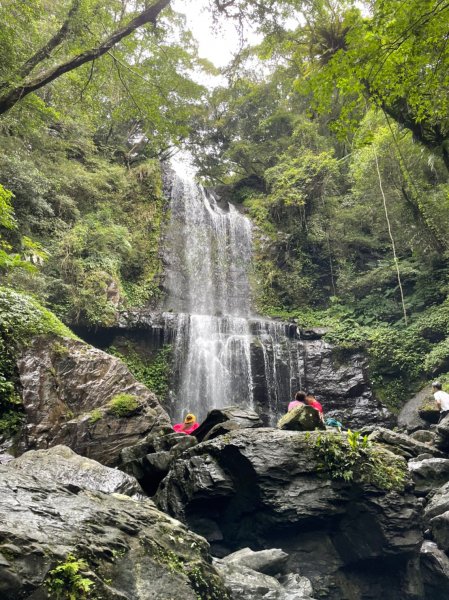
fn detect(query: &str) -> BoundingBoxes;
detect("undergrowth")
[310,430,407,492]
[45,553,95,600]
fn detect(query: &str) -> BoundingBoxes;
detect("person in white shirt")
[432,381,449,423]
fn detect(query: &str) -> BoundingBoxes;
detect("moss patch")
[108,393,139,417]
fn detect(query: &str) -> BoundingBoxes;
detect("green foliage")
[0,183,15,229]
[108,344,172,400]
[306,0,449,162]
[45,553,95,600]
[312,430,407,492]
[108,393,139,418]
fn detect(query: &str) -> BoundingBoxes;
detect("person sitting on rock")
[173,413,199,435]
[305,393,324,422]
[432,381,449,423]
[288,390,307,412]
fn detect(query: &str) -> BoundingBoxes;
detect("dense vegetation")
[1,0,449,417]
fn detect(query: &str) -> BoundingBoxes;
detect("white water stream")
[162,170,303,422]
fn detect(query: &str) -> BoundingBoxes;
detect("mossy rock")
[419,396,440,424]
[277,405,325,431]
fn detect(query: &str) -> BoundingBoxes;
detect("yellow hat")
[184,413,196,424]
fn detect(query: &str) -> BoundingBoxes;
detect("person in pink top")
[288,390,307,412]
[173,413,199,435]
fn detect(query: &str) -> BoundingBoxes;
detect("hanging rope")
[373,145,408,325]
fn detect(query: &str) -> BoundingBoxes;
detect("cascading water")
[162,173,256,420]
[160,168,306,423]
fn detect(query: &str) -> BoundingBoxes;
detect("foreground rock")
[9,445,142,496]
[419,541,449,600]
[217,547,316,599]
[17,335,170,466]
[0,452,227,600]
[157,428,422,599]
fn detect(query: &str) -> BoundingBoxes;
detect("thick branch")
[0,0,171,115]
[382,99,449,172]
[18,0,82,80]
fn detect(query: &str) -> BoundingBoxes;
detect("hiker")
[432,382,449,423]
[305,393,325,423]
[173,413,199,435]
[288,390,307,412]
[305,393,324,415]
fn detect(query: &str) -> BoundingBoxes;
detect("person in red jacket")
[305,393,324,422]
[173,413,199,435]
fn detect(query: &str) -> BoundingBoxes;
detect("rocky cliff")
[15,335,170,466]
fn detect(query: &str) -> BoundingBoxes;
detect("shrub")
[45,553,95,600]
[311,430,407,492]
[109,393,139,417]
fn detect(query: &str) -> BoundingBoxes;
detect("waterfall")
[162,169,304,423]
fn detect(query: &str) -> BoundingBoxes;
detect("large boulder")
[157,428,422,599]
[300,339,394,429]
[119,427,198,495]
[0,456,227,600]
[408,458,449,495]
[17,335,170,466]
[368,427,445,459]
[194,406,263,442]
[223,547,288,576]
[214,559,316,600]
[419,541,449,600]
[398,386,433,432]
[435,413,449,451]
[8,445,142,496]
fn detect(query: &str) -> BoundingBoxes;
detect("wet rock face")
[119,427,199,496]
[114,313,394,429]
[194,406,263,442]
[301,341,387,428]
[251,336,393,429]
[17,336,170,466]
[156,428,422,599]
[0,451,226,600]
[9,445,142,496]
